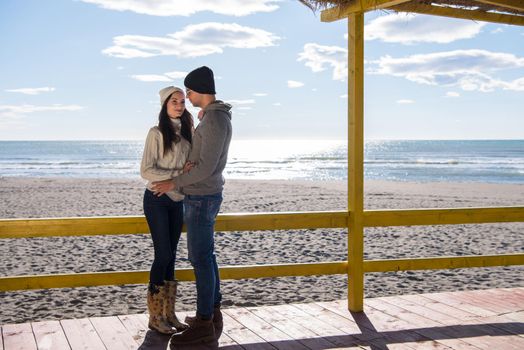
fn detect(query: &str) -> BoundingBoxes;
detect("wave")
[228,159,524,167]
[1,140,523,183]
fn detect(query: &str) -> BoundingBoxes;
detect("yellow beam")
[0,211,348,238]
[321,0,412,22]
[2,253,523,291]
[0,216,150,238]
[0,270,151,291]
[364,254,524,272]
[216,211,347,232]
[475,0,524,12]
[219,261,347,280]
[364,206,524,227]
[391,2,524,26]
[0,261,348,291]
[1,206,521,239]
[347,13,365,312]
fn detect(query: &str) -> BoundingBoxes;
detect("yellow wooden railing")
[1,208,523,295]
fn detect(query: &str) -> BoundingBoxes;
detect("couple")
[140,66,232,346]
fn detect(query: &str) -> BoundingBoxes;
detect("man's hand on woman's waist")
[151,179,176,197]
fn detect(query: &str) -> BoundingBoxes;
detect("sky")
[1,0,523,141]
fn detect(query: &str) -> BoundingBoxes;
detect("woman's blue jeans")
[184,192,223,319]
[143,189,183,285]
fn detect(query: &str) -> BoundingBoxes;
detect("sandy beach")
[1,177,523,324]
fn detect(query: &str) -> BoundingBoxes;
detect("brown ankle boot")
[163,280,188,332]
[213,307,223,338]
[147,283,175,334]
[185,306,223,338]
[169,316,215,345]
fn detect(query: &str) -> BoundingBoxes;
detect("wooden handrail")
[1,207,522,238]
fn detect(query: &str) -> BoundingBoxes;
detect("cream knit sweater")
[140,119,191,202]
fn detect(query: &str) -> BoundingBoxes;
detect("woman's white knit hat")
[159,86,184,107]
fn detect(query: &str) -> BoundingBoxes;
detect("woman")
[140,86,193,334]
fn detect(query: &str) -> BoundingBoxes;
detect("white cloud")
[0,104,83,115]
[80,0,280,17]
[491,28,504,34]
[364,13,485,44]
[165,71,188,80]
[226,99,255,105]
[273,102,281,106]
[397,99,414,104]
[237,106,252,110]
[5,87,55,95]
[0,104,84,127]
[131,70,188,82]
[287,80,304,88]
[340,94,348,99]
[298,43,347,81]
[446,91,460,98]
[103,22,280,59]
[253,92,268,96]
[371,49,524,92]
[131,74,172,82]
[298,43,524,93]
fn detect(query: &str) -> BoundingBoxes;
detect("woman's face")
[166,91,185,119]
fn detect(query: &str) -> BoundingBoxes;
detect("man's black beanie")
[184,66,216,95]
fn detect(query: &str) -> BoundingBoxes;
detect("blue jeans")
[143,189,183,285]
[184,192,223,319]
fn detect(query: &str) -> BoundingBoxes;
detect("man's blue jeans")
[184,192,223,319]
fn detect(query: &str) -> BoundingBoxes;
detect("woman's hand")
[151,179,175,196]
[183,161,195,173]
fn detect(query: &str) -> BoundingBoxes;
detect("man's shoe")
[185,307,223,338]
[169,316,215,346]
[213,308,223,338]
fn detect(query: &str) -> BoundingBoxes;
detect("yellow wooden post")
[347,12,365,312]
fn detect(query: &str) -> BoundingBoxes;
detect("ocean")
[0,140,523,183]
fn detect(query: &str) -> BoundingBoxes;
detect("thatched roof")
[300,0,524,18]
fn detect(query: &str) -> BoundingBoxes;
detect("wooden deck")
[1,287,523,350]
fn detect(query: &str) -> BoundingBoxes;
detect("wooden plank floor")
[1,287,523,350]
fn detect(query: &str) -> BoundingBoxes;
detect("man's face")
[185,88,201,107]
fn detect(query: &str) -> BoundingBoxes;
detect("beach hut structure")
[1,0,523,330]
[298,0,524,312]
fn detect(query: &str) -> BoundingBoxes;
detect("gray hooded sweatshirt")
[174,100,232,195]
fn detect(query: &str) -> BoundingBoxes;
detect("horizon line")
[1,138,523,142]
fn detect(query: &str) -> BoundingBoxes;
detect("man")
[151,66,232,345]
